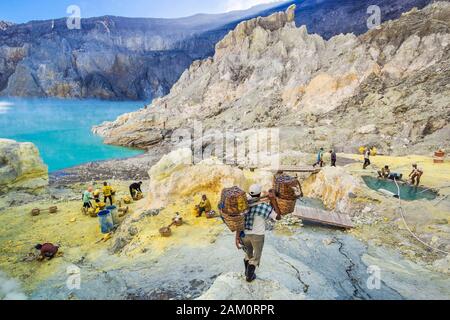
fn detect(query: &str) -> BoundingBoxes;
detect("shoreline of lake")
[0,97,147,172]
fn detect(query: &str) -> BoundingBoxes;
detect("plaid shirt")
[244,203,273,231]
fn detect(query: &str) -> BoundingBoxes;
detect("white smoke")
[225,0,283,12]
[0,101,12,114]
[0,272,27,300]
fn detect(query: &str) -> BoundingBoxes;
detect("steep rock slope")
[0,4,281,100]
[94,2,450,155]
[0,0,433,100]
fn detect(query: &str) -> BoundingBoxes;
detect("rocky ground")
[1,2,449,301]
[94,2,450,155]
[0,147,449,300]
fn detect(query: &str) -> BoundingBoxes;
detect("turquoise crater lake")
[0,98,145,172]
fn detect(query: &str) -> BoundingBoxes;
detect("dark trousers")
[197,206,206,216]
[104,196,113,205]
[331,160,336,167]
[363,159,371,169]
[83,202,92,209]
[313,160,324,168]
[130,187,139,197]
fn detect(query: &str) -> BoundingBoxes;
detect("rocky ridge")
[94,2,450,155]
[0,0,433,100]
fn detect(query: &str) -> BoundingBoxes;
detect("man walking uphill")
[235,184,282,282]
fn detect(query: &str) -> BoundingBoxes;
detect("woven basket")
[206,210,217,219]
[118,206,129,213]
[134,193,144,201]
[220,187,248,216]
[123,196,132,204]
[98,202,106,210]
[274,175,301,201]
[221,213,245,232]
[49,206,58,214]
[31,208,40,216]
[277,197,296,215]
[89,208,98,218]
[159,227,172,237]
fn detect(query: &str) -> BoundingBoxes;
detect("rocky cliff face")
[0,139,48,195]
[0,0,432,100]
[0,6,279,100]
[95,2,450,155]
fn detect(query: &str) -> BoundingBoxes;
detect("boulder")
[147,148,248,209]
[302,166,359,212]
[0,139,48,195]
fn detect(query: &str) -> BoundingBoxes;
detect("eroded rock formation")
[146,148,273,209]
[0,139,48,195]
[302,167,360,213]
[95,2,450,155]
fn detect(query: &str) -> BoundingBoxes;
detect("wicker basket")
[118,206,129,214]
[274,175,301,201]
[133,193,144,201]
[276,197,296,215]
[206,210,217,219]
[98,202,106,210]
[89,208,98,218]
[31,208,40,216]
[123,196,132,204]
[221,213,245,232]
[159,227,172,237]
[49,206,58,214]
[220,186,248,216]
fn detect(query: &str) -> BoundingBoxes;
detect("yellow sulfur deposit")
[342,154,450,194]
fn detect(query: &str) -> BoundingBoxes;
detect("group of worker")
[313,148,337,168]
[378,163,424,186]
[82,181,144,210]
[82,182,115,210]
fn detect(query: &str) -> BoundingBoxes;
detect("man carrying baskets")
[236,184,282,283]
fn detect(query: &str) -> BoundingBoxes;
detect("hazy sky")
[0,0,283,23]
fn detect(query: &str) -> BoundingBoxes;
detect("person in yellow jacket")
[196,195,212,218]
[102,182,113,206]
